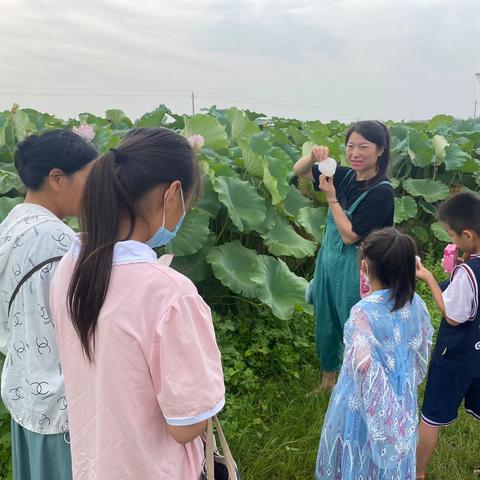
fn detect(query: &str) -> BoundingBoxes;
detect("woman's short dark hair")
[360,227,417,311]
[346,120,390,188]
[14,129,98,190]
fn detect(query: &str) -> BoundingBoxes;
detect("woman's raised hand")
[311,145,329,163]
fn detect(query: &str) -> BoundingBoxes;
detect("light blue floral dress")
[316,289,433,480]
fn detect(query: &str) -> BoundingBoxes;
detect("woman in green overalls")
[294,121,394,390]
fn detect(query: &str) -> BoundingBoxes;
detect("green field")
[0,106,479,479]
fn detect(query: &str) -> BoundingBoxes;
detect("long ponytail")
[67,128,200,362]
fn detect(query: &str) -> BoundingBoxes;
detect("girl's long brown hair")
[67,128,201,362]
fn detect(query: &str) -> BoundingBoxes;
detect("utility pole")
[191,91,196,116]
[474,73,480,119]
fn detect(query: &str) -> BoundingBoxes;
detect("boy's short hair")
[438,192,480,235]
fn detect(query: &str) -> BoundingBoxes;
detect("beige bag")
[201,416,240,480]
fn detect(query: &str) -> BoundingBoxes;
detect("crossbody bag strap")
[346,180,393,215]
[7,256,63,317]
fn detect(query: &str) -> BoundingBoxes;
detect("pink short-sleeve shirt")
[50,239,225,480]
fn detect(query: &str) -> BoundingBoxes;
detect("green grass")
[223,365,480,480]
[222,260,480,480]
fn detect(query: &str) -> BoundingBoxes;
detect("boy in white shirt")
[415,192,480,479]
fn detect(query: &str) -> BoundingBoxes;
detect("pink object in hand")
[443,244,458,273]
[359,270,370,298]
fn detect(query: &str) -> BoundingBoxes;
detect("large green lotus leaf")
[183,114,228,151]
[0,196,23,222]
[14,111,37,141]
[389,125,408,142]
[407,130,434,167]
[454,120,480,134]
[261,216,317,258]
[411,226,429,244]
[431,221,451,243]
[64,217,79,232]
[0,169,24,195]
[283,185,313,217]
[428,114,454,131]
[0,128,5,147]
[213,176,266,232]
[297,206,327,243]
[79,112,110,128]
[225,107,260,141]
[302,141,315,158]
[208,161,238,179]
[134,106,169,128]
[256,202,281,235]
[432,134,448,160]
[403,179,449,203]
[251,255,309,320]
[238,139,264,177]
[105,109,133,129]
[394,196,417,224]
[443,144,470,171]
[166,208,210,256]
[206,240,258,298]
[171,239,215,283]
[305,121,330,137]
[196,175,221,217]
[460,157,480,174]
[390,178,400,190]
[263,155,290,205]
[268,128,290,145]
[419,199,436,216]
[287,125,308,146]
[249,132,271,156]
[93,126,121,153]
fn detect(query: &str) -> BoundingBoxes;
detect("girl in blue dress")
[316,227,433,480]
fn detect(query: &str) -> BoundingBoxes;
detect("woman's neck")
[24,191,61,218]
[369,277,387,293]
[355,167,377,181]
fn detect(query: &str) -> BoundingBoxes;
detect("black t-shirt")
[312,165,394,239]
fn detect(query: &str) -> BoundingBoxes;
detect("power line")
[0,87,474,116]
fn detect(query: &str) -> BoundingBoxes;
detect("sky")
[1,0,480,122]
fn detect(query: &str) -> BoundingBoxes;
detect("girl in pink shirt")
[50,128,225,480]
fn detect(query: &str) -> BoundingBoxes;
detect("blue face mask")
[146,189,185,249]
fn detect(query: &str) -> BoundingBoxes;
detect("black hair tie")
[109,147,122,161]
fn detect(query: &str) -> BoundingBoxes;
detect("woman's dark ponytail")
[67,128,200,363]
[361,227,417,311]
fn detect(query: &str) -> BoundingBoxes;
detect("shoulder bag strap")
[7,256,63,317]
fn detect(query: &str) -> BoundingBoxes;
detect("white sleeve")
[442,266,477,323]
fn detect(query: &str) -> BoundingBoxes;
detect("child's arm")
[416,262,460,327]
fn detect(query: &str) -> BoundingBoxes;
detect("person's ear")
[47,168,64,192]
[164,181,182,210]
[462,229,475,241]
[360,259,367,273]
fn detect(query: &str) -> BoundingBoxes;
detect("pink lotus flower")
[73,124,95,142]
[187,134,205,153]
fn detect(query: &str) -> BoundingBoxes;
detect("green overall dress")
[312,170,391,371]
